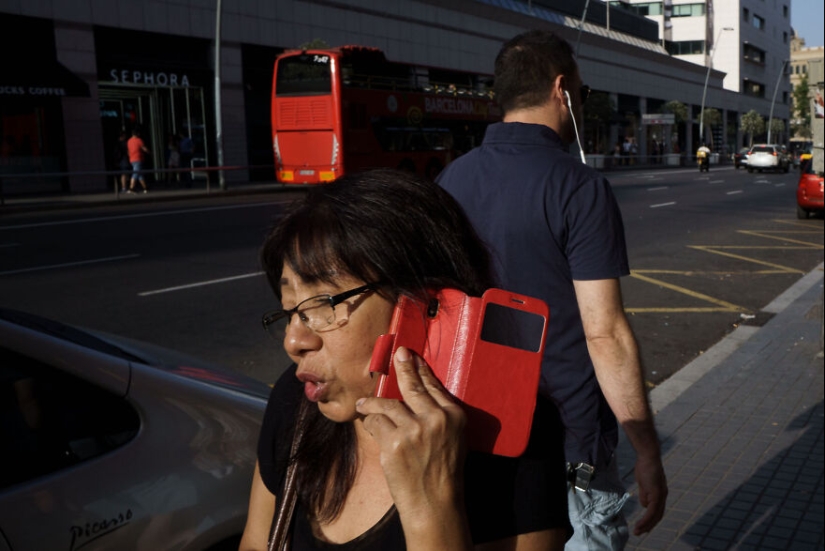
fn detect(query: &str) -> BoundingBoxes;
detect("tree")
[741,110,765,146]
[768,118,785,143]
[583,91,615,154]
[792,74,812,139]
[699,108,722,145]
[700,107,721,128]
[299,38,330,49]
[663,100,688,152]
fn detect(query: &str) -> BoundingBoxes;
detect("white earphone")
[564,89,587,164]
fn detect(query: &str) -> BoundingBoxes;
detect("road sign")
[642,113,675,125]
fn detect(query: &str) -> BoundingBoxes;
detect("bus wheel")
[425,159,444,181]
[397,159,416,173]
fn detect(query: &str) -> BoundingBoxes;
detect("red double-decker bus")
[270,45,500,184]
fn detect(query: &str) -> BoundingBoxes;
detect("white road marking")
[647,186,668,191]
[709,180,724,184]
[727,190,744,195]
[0,243,21,248]
[775,183,786,187]
[0,201,287,231]
[650,202,676,208]
[138,271,265,296]
[0,254,140,276]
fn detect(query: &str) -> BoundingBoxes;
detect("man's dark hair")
[260,168,494,522]
[493,29,577,114]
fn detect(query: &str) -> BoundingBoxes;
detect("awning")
[0,60,91,98]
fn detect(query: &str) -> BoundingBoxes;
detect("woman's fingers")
[356,346,465,436]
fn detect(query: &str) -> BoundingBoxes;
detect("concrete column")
[638,97,648,161]
[55,23,106,192]
[609,92,620,154]
[212,41,249,184]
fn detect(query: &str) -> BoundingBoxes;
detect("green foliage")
[663,100,688,123]
[583,92,615,123]
[299,38,330,50]
[769,118,785,135]
[700,108,721,126]
[583,92,615,153]
[792,74,811,136]
[741,110,765,146]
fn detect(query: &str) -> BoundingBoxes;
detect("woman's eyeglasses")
[262,283,378,340]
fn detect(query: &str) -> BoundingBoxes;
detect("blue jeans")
[565,457,630,551]
[131,161,144,181]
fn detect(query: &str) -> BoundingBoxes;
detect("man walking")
[437,30,667,549]
[127,127,150,193]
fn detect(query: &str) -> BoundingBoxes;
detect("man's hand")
[632,453,667,535]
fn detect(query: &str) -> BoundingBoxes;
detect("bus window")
[275,54,332,96]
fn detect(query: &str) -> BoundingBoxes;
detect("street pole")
[767,59,789,145]
[575,0,592,57]
[214,0,226,191]
[699,26,733,147]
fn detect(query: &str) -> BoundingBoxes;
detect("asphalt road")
[0,166,822,387]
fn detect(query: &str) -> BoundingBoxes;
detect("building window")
[783,5,788,17]
[623,2,663,16]
[672,3,705,17]
[743,44,766,65]
[743,80,765,98]
[665,40,705,55]
[753,14,765,29]
[783,32,788,43]
[743,7,749,20]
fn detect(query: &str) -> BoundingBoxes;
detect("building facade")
[621,0,793,146]
[790,32,825,141]
[0,0,796,194]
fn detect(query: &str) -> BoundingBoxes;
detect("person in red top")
[127,127,150,193]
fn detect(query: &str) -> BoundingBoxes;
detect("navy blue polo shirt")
[437,122,630,469]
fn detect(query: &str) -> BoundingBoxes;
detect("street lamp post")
[699,26,734,147]
[767,59,789,144]
[213,0,225,191]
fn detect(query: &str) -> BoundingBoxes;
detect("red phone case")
[368,288,549,457]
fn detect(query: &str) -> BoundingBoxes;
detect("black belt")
[566,462,595,492]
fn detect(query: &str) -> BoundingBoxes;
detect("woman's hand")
[356,346,472,550]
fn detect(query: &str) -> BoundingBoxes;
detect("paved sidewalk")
[619,264,824,550]
[0,180,288,215]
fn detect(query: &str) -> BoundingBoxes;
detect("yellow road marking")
[635,269,792,275]
[687,246,805,273]
[629,271,746,312]
[626,219,822,315]
[627,307,741,313]
[737,230,824,247]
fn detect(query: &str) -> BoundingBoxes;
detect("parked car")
[797,159,824,219]
[746,144,790,173]
[0,308,271,551]
[732,147,750,169]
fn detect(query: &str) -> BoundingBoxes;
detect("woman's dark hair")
[260,168,494,522]
[493,29,577,114]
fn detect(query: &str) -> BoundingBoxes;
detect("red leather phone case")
[368,288,549,457]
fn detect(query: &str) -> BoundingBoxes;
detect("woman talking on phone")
[239,169,571,551]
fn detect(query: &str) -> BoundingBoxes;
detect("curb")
[648,261,824,414]
[617,262,825,482]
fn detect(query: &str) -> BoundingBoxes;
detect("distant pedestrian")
[165,134,180,184]
[178,133,194,187]
[127,127,150,193]
[113,131,130,192]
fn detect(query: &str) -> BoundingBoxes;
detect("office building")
[0,0,792,194]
